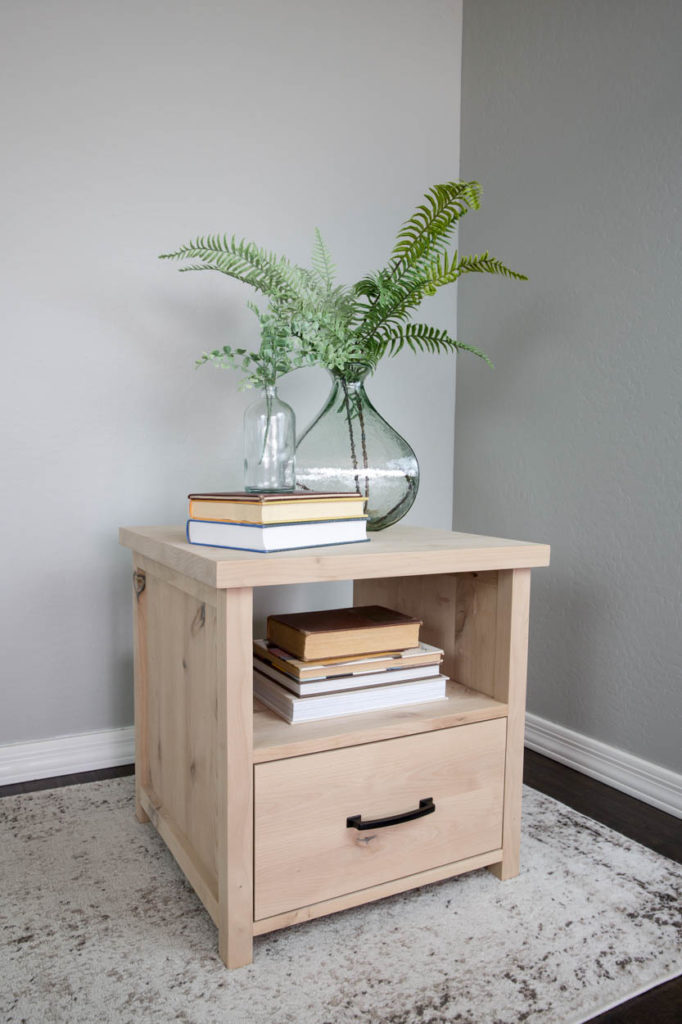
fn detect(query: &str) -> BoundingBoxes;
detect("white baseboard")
[0,726,135,786]
[525,712,682,819]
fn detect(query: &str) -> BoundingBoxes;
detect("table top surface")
[119,524,550,589]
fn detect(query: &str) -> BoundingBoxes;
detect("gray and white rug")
[0,777,680,1024]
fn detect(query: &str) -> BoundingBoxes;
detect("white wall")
[0,1,462,745]
[456,0,682,773]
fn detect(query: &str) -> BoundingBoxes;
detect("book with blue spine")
[186,515,368,552]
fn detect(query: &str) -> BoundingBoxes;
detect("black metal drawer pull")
[346,797,435,831]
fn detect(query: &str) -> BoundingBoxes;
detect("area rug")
[0,778,680,1024]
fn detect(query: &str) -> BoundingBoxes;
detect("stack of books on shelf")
[186,491,368,552]
[253,605,449,724]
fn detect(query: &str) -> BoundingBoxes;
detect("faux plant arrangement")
[160,180,525,380]
[160,181,526,525]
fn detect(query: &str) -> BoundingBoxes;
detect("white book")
[187,517,368,552]
[253,657,446,697]
[253,668,448,724]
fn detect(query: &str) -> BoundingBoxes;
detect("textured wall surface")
[0,0,462,744]
[456,0,682,771]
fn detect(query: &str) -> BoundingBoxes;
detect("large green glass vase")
[295,364,419,531]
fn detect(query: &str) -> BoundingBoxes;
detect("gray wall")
[456,0,682,771]
[0,1,462,745]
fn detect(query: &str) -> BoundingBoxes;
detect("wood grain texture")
[138,784,218,925]
[489,568,531,880]
[353,574,459,679]
[119,525,550,589]
[253,682,507,763]
[355,570,501,701]
[142,572,218,882]
[453,571,499,698]
[134,552,218,608]
[131,560,221,917]
[254,720,506,920]
[253,847,504,935]
[217,587,254,968]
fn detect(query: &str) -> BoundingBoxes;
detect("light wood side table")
[119,524,550,968]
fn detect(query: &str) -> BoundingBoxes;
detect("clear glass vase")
[295,363,419,530]
[243,386,295,493]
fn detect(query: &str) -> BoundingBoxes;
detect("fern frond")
[353,275,381,299]
[456,251,527,280]
[350,182,482,345]
[421,250,461,290]
[352,243,526,349]
[161,188,523,384]
[371,323,493,367]
[159,235,302,299]
[418,246,525,290]
[177,262,221,273]
[389,181,481,275]
[311,228,336,292]
[351,266,438,341]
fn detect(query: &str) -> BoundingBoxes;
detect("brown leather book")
[266,605,422,661]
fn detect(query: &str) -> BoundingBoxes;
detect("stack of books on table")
[253,605,449,724]
[186,491,368,552]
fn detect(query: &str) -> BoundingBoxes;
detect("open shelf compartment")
[253,568,509,762]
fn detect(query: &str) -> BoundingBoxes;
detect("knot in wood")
[355,834,376,846]
[191,603,206,635]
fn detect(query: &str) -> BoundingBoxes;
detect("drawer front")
[254,718,506,921]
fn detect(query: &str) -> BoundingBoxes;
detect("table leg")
[488,567,531,880]
[217,587,254,968]
[132,565,150,824]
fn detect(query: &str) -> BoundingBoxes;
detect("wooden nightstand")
[119,524,550,968]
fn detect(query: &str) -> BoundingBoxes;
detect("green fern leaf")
[352,266,438,343]
[389,181,481,275]
[456,251,528,280]
[311,228,336,292]
[372,323,493,367]
[177,262,221,273]
[159,235,302,299]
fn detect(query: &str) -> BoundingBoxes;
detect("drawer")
[254,718,506,921]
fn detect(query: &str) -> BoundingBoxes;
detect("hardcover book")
[253,657,446,697]
[252,639,444,681]
[266,605,422,661]
[253,668,447,724]
[188,491,366,525]
[186,517,367,553]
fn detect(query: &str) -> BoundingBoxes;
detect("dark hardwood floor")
[1,750,679,1021]
[524,749,681,863]
[0,762,134,798]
